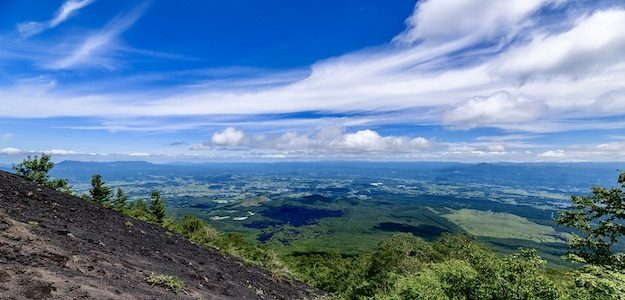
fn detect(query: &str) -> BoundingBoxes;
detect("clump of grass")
[145,273,185,293]
[27,220,39,227]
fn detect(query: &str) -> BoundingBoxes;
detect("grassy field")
[442,208,566,244]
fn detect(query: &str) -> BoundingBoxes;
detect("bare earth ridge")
[0,170,319,299]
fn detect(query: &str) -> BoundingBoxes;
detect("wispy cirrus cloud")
[17,0,95,38]
[4,1,623,130]
[48,2,149,70]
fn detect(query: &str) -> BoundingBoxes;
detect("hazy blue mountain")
[48,160,622,190]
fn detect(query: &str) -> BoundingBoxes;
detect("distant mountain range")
[35,160,624,190]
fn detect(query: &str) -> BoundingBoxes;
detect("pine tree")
[13,153,70,192]
[150,191,166,223]
[89,174,112,205]
[115,188,128,210]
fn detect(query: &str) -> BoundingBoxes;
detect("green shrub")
[125,199,152,221]
[145,273,185,293]
[388,269,447,300]
[571,265,625,299]
[176,215,220,245]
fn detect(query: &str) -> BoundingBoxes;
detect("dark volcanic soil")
[0,171,319,299]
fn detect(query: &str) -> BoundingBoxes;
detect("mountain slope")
[0,170,317,299]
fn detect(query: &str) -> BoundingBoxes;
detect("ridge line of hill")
[0,170,319,299]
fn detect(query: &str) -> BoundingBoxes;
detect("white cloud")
[1,3,624,137]
[443,91,547,129]
[17,0,94,38]
[0,147,22,155]
[445,144,508,157]
[49,2,147,69]
[411,137,430,147]
[493,9,625,80]
[211,127,246,146]
[1,133,14,139]
[204,126,431,156]
[342,130,385,150]
[128,152,149,157]
[538,149,566,158]
[339,130,430,152]
[537,142,625,161]
[44,149,78,155]
[394,0,557,44]
[594,88,625,113]
[276,132,312,149]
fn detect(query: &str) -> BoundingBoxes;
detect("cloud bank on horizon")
[1,0,625,162]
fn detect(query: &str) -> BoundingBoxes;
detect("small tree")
[89,174,112,205]
[115,188,128,210]
[12,153,69,192]
[126,199,151,220]
[557,171,625,268]
[150,191,166,223]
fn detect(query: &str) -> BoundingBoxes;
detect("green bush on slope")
[12,153,71,193]
[288,233,562,299]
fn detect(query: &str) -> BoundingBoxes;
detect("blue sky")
[1,0,625,163]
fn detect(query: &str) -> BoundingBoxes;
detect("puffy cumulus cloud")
[211,127,246,146]
[493,9,625,80]
[275,128,431,154]
[199,126,432,157]
[342,130,385,150]
[0,147,22,155]
[394,0,556,44]
[443,91,547,129]
[340,130,431,152]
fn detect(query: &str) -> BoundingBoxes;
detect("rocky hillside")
[0,170,318,299]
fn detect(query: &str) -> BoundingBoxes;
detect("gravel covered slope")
[0,170,318,299]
